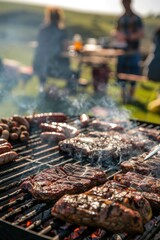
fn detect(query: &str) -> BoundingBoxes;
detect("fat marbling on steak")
[21,163,107,201]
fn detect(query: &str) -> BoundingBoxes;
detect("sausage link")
[26,112,67,124]
[12,115,30,130]
[0,145,11,154]
[0,151,18,166]
[41,132,66,144]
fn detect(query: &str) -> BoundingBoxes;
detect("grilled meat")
[26,112,67,124]
[128,127,160,142]
[40,122,79,138]
[21,163,107,201]
[52,193,144,234]
[86,181,152,223]
[120,153,160,178]
[40,132,66,145]
[90,120,124,132]
[59,133,153,167]
[114,172,160,195]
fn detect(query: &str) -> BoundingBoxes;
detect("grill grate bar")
[0,194,30,212]
[13,203,52,225]
[0,145,59,177]
[0,189,22,202]
[1,199,36,220]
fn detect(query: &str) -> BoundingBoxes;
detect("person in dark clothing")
[116,0,144,103]
[144,27,160,82]
[33,7,73,93]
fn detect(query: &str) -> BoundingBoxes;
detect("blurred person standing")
[143,27,160,83]
[116,0,144,104]
[33,7,72,93]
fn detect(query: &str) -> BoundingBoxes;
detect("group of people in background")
[1,0,159,105]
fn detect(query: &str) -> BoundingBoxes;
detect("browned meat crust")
[86,180,152,223]
[114,172,160,194]
[120,153,160,178]
[52,193,144,234]
[21,163,107,201]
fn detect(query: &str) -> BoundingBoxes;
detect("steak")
[21,163,107,201]
[52,193,144,234]
[86,180,152,223]
[120,153,160,178]
[114,172,160,195]
[59,133,154,167]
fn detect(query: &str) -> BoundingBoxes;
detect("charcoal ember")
[86,180,152,224]
[120,153,160,178]
[52,193,144,234]
[21,163,107,201]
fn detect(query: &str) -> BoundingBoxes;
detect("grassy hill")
[0,1,159,123]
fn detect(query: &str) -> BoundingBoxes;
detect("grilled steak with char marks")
[86,180,152,223]
[120,153,160,178]
[52,193,144,234]
[21,163,107,201]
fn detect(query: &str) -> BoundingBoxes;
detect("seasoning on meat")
[86,180,152,223]
[52,193,144,234]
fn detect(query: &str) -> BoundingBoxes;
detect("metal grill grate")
[0,118,160,240]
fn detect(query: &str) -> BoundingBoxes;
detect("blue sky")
[2,0,160,16]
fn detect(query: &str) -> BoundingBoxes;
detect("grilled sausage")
[0,138,8,145]
[51,122,80,138]
[40,132,66,144]
[0,145,11,154]
[52,193,143,234]
[26,112,67,124]
[0,151,18,166]
[90,120,124,132]
[40,123,63,133]
[12,115,30,130]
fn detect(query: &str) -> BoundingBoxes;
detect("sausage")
[0,151,18,166]
[26,112,67,124]
[0,141,12,148]
[90,120,124,132]
[40,123,63,133]
[0,138,8,144]
[0,145,11,154]
[80,114,90,127]
[40,132,66,144]
[12,115,30,130]
[51,122,80,138]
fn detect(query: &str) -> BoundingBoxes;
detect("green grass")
[0,1,159,124]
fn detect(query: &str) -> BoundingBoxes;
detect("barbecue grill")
[0,117,160,240]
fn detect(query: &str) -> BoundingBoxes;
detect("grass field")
[0,1,159,123]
